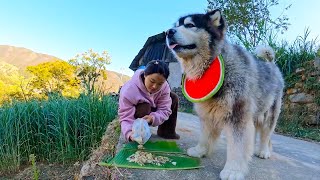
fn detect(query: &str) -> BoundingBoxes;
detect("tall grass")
[268,28,318,77]
[0,94,118,174]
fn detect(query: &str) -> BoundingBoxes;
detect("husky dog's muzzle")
[166,29,178,49]
[166,28,196,51]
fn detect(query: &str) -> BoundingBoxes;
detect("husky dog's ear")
[206,9,226,40]
[208,9,222,27]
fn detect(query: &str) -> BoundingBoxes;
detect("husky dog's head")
[166,9,226,79]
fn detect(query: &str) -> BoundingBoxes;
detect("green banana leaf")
[100,148,202,170]
[123,140,184,153]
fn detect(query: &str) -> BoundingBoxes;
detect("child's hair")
[144,60,170,79]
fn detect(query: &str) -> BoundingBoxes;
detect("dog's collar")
[182,55,225,103]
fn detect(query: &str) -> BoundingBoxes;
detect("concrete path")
[116,112,320,180]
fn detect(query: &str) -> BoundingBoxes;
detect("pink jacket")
[118,69,172,141]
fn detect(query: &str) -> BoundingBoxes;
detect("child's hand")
[142,115,153,125]
[131,118,152,144]
[129,131,142,143]
[129,131,134,141]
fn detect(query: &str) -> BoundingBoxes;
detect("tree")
[69,49,111,95]
[7,76,32,102]
[0,61,31,103]
[207,0,291,50]
[27,60,80,98]
[0,80,7,104]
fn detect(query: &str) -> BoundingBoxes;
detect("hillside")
[98,70,131,93]
[0,45,59,68]
[0,45,131,93]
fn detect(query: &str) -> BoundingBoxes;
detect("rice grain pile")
[126,151,171,166]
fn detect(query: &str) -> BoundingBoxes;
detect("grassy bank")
[0,95,118,174]
[276,107,320,142]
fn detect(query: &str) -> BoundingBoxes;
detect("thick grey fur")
[166,9,285,180]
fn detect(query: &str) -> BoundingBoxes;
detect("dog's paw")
[187,145,207,158]
[220,169,245,180]
[255,149,271,159]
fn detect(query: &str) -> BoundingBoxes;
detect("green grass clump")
[0,94,118,174]
[276,107,320,142]
[269,28,317,77]
[29,154,40,180]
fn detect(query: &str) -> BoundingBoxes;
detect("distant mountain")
[98,70,131,93]
[0,45,59,69]
[0,45,131,93]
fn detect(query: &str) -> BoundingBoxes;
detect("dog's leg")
[207,126,222,156]
[254,113,264,155]
[220,121,254,180]
[256,97,281,159]
[187,120,221,157]
[220,102,254,180]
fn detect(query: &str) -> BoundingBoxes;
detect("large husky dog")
[166,10,284,180]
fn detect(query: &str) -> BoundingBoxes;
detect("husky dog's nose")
[166,29,176,38]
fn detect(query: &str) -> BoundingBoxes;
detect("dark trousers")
[134,92,179,139]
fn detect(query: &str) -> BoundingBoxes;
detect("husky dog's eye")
[185,23,195,28]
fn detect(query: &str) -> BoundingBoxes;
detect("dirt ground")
[3,163,134,180]
[1,163,81,180]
